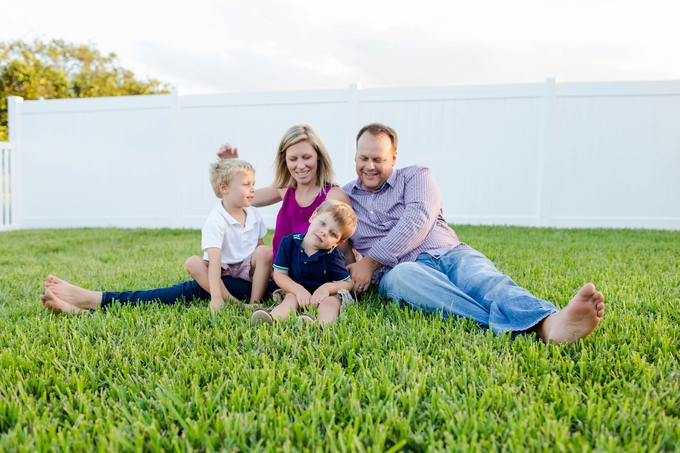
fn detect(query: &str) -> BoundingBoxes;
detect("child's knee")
[320,296,341,311]
[184,255,204,274]
[283,293,300,309]
[253,245,273,264]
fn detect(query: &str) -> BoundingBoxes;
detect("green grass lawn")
[1,226,678,452]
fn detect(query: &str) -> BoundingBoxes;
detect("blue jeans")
[378,247,557,333]
[101,278,278,308]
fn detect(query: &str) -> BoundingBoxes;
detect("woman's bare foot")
[40,287,84,314]
[535,283,605,344]
[44,275,102,310]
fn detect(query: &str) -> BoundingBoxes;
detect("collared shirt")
[342,165,462,282]
[273,233,351,292]
[201,204,267,266]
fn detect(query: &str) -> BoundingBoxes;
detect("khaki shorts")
[206,251,254,282]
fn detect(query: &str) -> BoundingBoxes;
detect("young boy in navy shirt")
[251,199,357,328]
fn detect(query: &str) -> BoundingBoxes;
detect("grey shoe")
[272,289,286,304]
[250,307,274,327]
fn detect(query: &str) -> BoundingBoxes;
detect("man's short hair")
[209,159,255,198]
[356,122,398,152]
[314,199,357,242]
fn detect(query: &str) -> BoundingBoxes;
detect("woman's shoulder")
[325,186,351,205]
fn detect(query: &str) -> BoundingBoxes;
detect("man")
[343,123,604,344]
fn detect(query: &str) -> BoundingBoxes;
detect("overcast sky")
[2,0,679,94]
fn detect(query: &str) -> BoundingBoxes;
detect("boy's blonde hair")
[209,159,255,197]
[272,124,336,190]
[314,199,357,242]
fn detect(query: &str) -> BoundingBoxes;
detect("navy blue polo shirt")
[273,233,350,292]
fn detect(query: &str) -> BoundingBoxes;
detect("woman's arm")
[252,187,285,207]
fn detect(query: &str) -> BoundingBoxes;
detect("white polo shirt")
[201,203,267,266]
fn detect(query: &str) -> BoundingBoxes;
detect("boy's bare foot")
[44,275,102,310]
[536,283,605,344]
[40,287,84,314]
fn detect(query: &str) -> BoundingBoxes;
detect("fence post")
[7,96,23,229]
[537,78,557,227]
[169,90,182,228]
[344,83,361,184]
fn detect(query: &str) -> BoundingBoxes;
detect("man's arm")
[348,167,444,292]
[367,167,443,268]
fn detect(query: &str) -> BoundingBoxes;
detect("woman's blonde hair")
[272,124,336,190]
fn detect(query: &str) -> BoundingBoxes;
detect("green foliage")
[0,39,172,141]
[0,226,679,451]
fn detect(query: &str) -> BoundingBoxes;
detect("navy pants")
[101,277,278,308]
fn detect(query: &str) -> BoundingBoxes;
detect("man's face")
[355,132,397,192]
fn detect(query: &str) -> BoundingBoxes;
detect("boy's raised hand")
[295,289,313,307]
[217,143,239,159]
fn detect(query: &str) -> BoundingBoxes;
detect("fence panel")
[0,143,15,230]
[18,95,178,228]
[552,81,680,228]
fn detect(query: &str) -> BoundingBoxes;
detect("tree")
[0,39,172,141]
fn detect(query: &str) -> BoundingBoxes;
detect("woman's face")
[285,140,318,186]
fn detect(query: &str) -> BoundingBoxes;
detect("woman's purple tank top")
[272,186,331,258]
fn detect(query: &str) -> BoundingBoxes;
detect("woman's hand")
[217,143,239,159]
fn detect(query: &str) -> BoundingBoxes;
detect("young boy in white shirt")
[185,159,272,311]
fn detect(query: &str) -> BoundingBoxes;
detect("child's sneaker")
[297,313,317,327]
[250,307,273,327]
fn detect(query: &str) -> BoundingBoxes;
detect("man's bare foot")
[44,275,102,310]
[40,287,84,314]
[536,283,605,344]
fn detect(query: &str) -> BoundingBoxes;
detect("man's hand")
[348,256,381,294]
[295,289,313,307]
[210,295,225,311]
[217,143,239,159]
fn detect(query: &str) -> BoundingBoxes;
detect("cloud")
[6,0,678,95]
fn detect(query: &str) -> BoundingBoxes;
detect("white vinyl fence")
[0,142,16,231]
[5,79,680,231]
